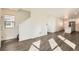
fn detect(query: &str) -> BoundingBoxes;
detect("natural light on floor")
[29,38,63,51]
[58,35,76,50]
[48,38,62,51]
[29,40,40,51]
[48,38,57,49]
[28,35,76,51]
[28,45,39,51]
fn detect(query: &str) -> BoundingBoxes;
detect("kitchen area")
[64,10,79,34]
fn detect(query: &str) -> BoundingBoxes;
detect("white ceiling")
[24,8,78,17]
[7,8,79,18]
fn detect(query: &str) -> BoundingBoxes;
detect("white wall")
[19,19,47,41]
[1,8,79,41]
[19,9,48,41]
[3,8,73,40]
[3,25,18,39]
[47,17,64,33]
[76,18,79,31]
[56,18,64,32]
[47,17,57,32]
[19,9,64,41]
[2,9,30,40]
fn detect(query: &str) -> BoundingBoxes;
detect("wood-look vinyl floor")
[0,31,79,51]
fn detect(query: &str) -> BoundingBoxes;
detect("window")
[4,15,15,28]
